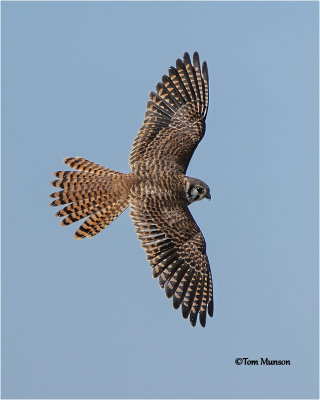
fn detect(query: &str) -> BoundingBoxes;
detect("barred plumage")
[50,156,132,238]
[50,52,214,327]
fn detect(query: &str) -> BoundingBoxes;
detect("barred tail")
[50,157,132,239]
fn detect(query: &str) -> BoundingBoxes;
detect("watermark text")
[235,357,291,366]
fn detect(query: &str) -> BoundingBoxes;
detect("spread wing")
[129,190,213,327]
[129,52,209,174]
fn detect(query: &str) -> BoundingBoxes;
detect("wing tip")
[199,310,207,327]
[176,58,184,70]
[202,61,209,83]
[193,51,200,66]
[208,299,214,317]
[172,297,180,309]
[190,312,198,327]
[183,52,192,65]
[182,303,190,319]
[165,283,174,298]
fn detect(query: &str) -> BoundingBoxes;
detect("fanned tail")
[50,157,132,239]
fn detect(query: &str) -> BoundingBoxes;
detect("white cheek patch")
[188,187,201,202]
[191,187,198,197]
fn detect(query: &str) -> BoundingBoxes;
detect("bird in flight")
[50,52,214,327]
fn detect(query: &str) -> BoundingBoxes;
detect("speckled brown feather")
[50,157,133,239]
[50,53,214,327]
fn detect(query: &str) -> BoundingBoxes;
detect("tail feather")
[50,182,113,193]
[50,157,132,239]
[74,197,129,239]
[51,174,108,188]
[50,186,112,205]
[59,203,106,226]
[64,157,118,175]
[56,197,108,217]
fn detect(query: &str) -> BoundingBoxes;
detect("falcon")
[50,52,214,327]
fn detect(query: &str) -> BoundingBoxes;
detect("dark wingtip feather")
[183,52,192,65]
[176,58,184,70]
[165,283,173,298]
[161,74,167,83]
[208,299,214,317]
[202,61,209,83]
[182,304,189,319]
[199,310,207,327]
[168,66,176,76]
[172,297,180,309]
[190,312,197,327]
[193,51,200,66]
[156,82,163,93]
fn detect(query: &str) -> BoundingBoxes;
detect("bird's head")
[184,177,211,204]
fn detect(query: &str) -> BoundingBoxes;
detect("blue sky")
[2,1,319,398]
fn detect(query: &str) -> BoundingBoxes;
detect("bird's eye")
[197,187,204,194]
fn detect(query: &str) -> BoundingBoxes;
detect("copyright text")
[235,357,291,366]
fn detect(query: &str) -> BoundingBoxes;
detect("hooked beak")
[206,191,211,200]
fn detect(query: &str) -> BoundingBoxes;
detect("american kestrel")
[50,52,213,327]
